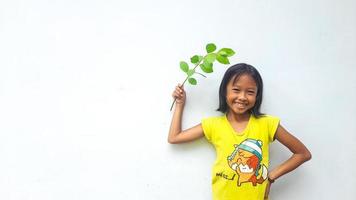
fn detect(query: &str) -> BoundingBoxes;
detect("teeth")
[235,103,246,108]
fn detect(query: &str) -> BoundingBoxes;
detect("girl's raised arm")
[168,84,204,144]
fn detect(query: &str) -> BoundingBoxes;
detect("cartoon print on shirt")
[227,139,268,186]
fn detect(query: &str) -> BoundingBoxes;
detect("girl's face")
[226,74,257,116]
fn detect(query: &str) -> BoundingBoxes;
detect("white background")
[0,0,355,199]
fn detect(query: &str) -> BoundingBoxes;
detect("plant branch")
[170,56,206,111]
[195,72,207,78]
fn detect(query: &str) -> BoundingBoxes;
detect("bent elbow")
[167,137,178,144]
[304,151,312,161]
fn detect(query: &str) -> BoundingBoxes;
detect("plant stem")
[170,56,206,111]
[195,72,207,78]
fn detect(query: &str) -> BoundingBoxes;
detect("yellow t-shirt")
[202,114,280,200]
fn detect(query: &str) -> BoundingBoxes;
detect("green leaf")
[188,77,197,85]
[200,62,213,73]
[216,55,230,64]
[218,50,228,57]
[190,55,203,64]
[205,53,216,63]
[187,69,195,77]
[206,43,217,53]
[219,48,235,57]
[179,61,189,72]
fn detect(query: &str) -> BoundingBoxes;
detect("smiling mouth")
[234,102,247,109]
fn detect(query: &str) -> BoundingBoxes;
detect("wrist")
[175,102,185,108]
[267,171,276,183]
[268,176,275,183]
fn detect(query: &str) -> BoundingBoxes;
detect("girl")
[168,63,311,200]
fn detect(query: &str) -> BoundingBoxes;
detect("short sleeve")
[268,116,280,142]
[201,117,213,143]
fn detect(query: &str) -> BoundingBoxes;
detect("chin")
[232,110,249,115]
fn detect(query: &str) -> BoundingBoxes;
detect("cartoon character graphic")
[227,139,268,186]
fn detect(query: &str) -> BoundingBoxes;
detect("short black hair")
[216,63,264,117]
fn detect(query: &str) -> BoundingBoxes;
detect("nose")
[238,92,247,101]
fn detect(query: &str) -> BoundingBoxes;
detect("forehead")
[228,74,257,88]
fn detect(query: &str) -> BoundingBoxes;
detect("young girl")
[168,63,311,200]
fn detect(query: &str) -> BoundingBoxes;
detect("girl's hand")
[264,179,272,199]
[172,84,186,105]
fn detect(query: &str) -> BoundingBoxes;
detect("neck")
[226,111,251,122]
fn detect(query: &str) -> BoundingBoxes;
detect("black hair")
[216,63,264,117]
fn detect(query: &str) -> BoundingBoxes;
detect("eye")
[247,91,255,94]
[233,88,240,92]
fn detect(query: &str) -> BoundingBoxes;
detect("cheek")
[226,95,235,103]
[250,95,257,103]
[252,98,257,104]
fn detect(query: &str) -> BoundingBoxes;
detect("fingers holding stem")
[172,84,186,106]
